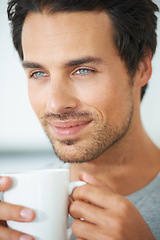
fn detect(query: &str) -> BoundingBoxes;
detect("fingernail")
[20,208,34,220]
[20,235,33,240]
[0,177,7,186]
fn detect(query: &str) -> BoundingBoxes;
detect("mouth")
[49,120,92,138]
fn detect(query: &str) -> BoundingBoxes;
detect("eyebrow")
[64,57,102,67]
[22,56,102,69]
[22,62,43,69]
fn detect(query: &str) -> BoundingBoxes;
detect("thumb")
[79,172,115,192]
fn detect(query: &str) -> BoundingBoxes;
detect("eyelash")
[74,68,95,76]
[30,71,49,79]
[29,68,95,80]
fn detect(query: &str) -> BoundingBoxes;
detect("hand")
[0,176,35,240]
[69,172,155,240]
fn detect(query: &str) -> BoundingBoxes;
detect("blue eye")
[31,71,49,79]
[76,69,91,75]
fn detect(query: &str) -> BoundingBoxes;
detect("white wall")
[0,0,53,151]
[141,0,160,147]
[0,0,160,152]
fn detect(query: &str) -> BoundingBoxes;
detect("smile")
[50,120,92,138]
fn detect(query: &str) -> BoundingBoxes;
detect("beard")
[40,102,133,163]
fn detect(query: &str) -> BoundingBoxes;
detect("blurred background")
[0,0,160,173]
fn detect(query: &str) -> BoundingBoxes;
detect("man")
[0,0,160,239]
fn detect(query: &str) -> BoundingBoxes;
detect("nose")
[46,77,80,114]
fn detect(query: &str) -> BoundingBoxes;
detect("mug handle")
[67,181,86,240]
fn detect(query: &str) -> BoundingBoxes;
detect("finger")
[70,199,119,231]
[72,219,111,240]
[70,199,102,225]
[72,183,121,210]
[69,197,73,207]
[0,202,35,222]
[0,177,12,192]
[72,219,95,240]
[0,225,34,240]
[79,172,114,192]
[70,199,125,235]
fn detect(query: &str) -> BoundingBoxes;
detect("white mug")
[2,168,85,240]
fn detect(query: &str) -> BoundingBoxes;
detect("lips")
[50,120,92,138]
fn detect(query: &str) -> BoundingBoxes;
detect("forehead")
[22,11,116,63]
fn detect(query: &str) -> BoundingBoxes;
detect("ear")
[135,49,152,87]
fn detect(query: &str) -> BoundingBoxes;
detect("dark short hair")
[7,0,159,99]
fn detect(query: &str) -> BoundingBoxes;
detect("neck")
[70,120,160,196]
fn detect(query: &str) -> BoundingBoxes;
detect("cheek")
[77,80,120,111]
[28,83,46,117]
[78,80,132,123]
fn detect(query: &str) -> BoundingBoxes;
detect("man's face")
[22,11,134,163]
